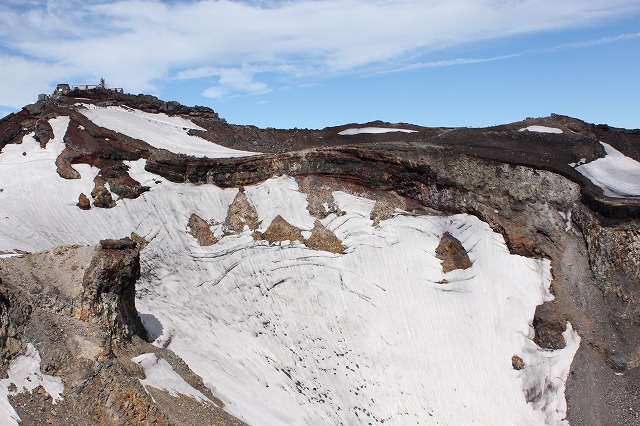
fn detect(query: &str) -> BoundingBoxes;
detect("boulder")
[435,232,472,273]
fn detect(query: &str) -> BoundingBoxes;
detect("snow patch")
[568,158,586,168]
[132,353,212,404]
[338,127,417,135]
[518,125,563,134]
[245,175,316,231]
[558,209,573,232]
[77,104,258,158]
[0,253,23,259]
[0,344,64,426]
[575,142,640,198]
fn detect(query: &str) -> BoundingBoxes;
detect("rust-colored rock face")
[224,188,259,233]
[305,220,344,254]
[435,232,472,273]
[77,192,91,210]
[188,214,217,246]
[262,216,303,244]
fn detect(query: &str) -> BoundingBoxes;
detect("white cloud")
[191,67,271,99]
[1,0,639,107]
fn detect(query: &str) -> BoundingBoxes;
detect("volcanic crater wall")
[147,143,640,373]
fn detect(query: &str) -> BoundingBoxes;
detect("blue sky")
[1,0,639,129]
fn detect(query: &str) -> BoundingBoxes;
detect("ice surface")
[575,142,640,198]
[518,126,563,134]
[0,118,580,425]
[132,353,211,403]
[338,127,417,135]
[0,344,64,426]
[78,104,258,158]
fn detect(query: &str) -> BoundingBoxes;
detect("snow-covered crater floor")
[0,117,580,425]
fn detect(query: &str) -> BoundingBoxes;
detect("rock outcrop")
[78,238,147,345]
[187,214,217,246]
[224,188,259,233]
[0,285,28,359]
[305,221,344,254]
[0,241,244,425]
[259,216,303,244]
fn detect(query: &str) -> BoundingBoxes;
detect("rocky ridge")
[0,239,243,425]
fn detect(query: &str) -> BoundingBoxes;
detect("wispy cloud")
[1,0,639,107]
[371,32,640,75]
[534,31,640,53]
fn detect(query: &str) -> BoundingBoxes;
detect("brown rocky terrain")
[0,88,639,425]
[0,239,244,425]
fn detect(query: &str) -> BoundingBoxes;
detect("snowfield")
[338,127,417,135]
[518,125,563,134]
[575,142,640,198]
[0,116,580,425]
[77,104,258,158]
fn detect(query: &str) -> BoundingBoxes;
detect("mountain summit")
[0,88,639,425]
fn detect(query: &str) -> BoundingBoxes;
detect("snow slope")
[575,142,640,198]
[339,127,417,135]
[0,117,580,425]
[77,104,257,158]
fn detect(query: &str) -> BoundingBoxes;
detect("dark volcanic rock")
[0,287,27,359]
[0,110,30,151]
[91,183,116,208]
[34,119,54,147]
[79,238,146,345]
